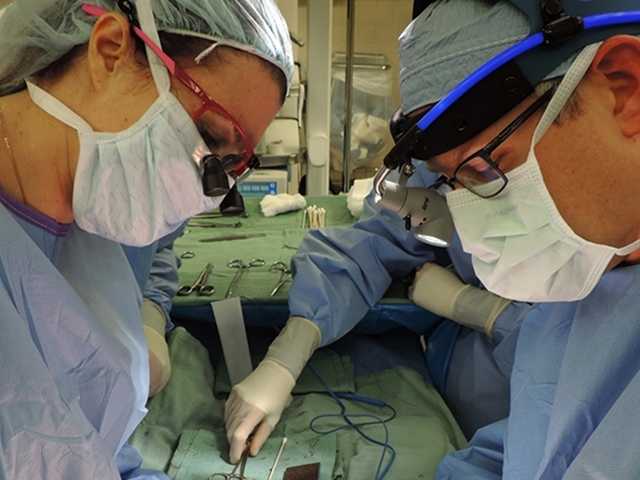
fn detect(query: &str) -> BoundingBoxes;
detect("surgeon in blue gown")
[123,227,183,400]
[0,0,293,477]
[224,3,534,463]
[227,2,640,478]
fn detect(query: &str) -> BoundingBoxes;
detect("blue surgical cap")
[0,0,294,95]
[398,0,572,114]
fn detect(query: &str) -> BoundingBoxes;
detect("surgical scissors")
[177,263,215,296]
[225,258,265,298]
[269,261,292,297]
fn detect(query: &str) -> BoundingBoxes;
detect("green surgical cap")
[0,0,294,95]
[398,0,573,114]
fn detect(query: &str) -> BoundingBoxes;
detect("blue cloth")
[123,225,184,330]
[289,164,441,345]
[436,264,640,478]
[289,213,435,344]
[442,302,530,437]
[0,200,150,478]
[117,444,171,480]
[437,420,505,480]
[289,162,530,436]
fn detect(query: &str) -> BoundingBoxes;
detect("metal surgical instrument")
[209,448,249,480]
[195,211,249,219]
[177,263,215,296]
[266,437,288,480]
[199,233,267,243]
[269,261,292,297]
[225,258,265,298]
[180,251,196,259]
[189,221,243,228]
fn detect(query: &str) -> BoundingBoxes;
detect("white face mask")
[27,83,230,247]
[445,44,640,303]
[26,0,232,247]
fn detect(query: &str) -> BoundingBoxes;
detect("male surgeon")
[228,1,640,477]
[225,0,539,459]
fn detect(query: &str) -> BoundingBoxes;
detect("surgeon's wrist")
[235,359,295,406]
[483,295,511,337]
[141,298,168,335]
[144,324,171,396]
[453,286,511,337]
[265,316,321,380]
[410,263,467,319]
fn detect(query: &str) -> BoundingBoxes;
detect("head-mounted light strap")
[384,4,640,169]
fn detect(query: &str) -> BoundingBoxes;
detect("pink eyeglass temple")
[82,4,254,160]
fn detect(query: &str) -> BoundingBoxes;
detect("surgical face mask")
[445,44,640,303]
[27,82,230,247]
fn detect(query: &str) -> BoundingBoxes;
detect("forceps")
[177,263,215,296]
[225,258,266,298]
[209,449,249,480]
[270,261,292,297]
[189,221,243,228]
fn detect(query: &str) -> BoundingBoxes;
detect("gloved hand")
[141,299,171,397]
[409,263,511,337]
[225,316,321,463]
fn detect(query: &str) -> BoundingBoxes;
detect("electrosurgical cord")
[308,365,397,480]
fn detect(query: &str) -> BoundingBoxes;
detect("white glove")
[141,299,171,397]
[225,316,320,463]
[409,263,511,337]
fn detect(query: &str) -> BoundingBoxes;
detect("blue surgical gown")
[123,225,184,332]
[119,229,183,479]
[0,191,171,478]
[437,263,640,478]
[288,163,532,436]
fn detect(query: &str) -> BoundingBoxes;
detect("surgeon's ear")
[86,12,138,92]
[591,35,640,138]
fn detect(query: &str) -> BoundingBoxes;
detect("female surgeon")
[0,0,293,477]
